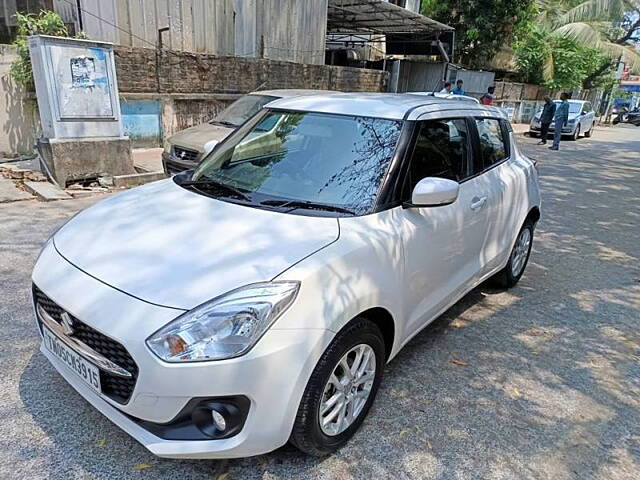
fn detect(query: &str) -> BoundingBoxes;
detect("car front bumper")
[162,151,197,175]
[32,240,334,458]
[529,123,575,135]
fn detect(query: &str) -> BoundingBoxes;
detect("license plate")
[42,325,101,393]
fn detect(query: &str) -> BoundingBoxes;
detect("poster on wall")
[70,56,96,88]
[49,44,116,119]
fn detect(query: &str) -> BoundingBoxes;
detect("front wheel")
[290,318,385,456]
[570,125,580,141]
[491,220,535,289]
[584,124,594,138]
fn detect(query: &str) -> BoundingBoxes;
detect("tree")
[10,10,85,89]
[515,1,640,88]
[554,0,640,85]
[421,0,537,69]
[515,29,611,88]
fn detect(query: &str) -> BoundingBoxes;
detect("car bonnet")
[53,179,340,310]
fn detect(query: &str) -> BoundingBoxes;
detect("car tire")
[584,125,593,138]
[570,125,580,141]
[491,220,535,289]
[290,318,385,456]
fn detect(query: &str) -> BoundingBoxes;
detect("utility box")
[28,35,134,185]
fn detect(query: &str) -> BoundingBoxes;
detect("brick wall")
[114,46,388,94]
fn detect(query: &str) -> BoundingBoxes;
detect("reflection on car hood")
[53,180,340,310]
[168,122,234,153]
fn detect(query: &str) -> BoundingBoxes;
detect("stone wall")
[494,82,547,102]
[114,46,388,94]
[113,46,388,145]
[494,81,603,124]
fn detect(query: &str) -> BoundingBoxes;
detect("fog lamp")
[211,409,227,431]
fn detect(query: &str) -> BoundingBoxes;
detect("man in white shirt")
[439,81,452,94]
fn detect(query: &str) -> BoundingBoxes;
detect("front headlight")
[146,282,300,362]
[163,138,173,154]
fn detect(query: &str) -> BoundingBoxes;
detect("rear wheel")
[290,318,385,456]
[491,220,535,289]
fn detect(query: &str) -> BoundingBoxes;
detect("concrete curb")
[112,172,167,188]
[23,181,72,201]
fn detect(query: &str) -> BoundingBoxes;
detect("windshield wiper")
[260,199,355,215]
[179,178,251,202]
[210,120,238,128]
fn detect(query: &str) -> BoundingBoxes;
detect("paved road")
[1,126,639,479]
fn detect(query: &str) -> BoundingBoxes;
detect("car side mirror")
[407,177,460,208]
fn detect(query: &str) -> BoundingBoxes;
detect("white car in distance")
[529,99,596,140]
[32,93,541,459]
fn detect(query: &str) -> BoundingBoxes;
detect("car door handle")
[470,196,488,211]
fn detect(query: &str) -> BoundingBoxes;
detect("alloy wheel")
[510,228,532,278]
[319,344,376,436]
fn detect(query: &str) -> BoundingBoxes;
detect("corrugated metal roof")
[327,0,453,35]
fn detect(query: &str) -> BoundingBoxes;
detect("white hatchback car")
[32,93,541,459]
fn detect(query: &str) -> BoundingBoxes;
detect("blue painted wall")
[120,99,161,147]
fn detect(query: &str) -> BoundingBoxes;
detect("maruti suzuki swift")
[32,93,541,458]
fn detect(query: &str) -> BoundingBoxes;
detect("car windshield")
[211,95,278,127]
[191,110,403,215]
[554,101,583,114]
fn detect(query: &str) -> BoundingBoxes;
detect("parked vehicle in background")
[409,91,480,104]
[32,93,540,459]
[612,106,640,126]
[529,100,595,140]
[162,89,330,174]
[626,109,640,126]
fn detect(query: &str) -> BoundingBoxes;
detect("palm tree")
[542,0,640,78]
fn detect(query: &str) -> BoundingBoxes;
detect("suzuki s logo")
[179,150,187,159]
[60,312,75,336]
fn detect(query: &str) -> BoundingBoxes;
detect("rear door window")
[405,118,470,193]
[474,118,508,171]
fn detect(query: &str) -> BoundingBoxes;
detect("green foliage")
[515,28,612,89]
[421,0,537,69]
[10,10,72,89]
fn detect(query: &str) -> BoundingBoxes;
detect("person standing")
[550,93,570,151]
[452,79,465,95]
[480,86,496,105]
[440,81,452,94]
[538,96,556,145]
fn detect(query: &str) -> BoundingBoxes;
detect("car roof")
[266,92,506,121]
[249,89,334,98]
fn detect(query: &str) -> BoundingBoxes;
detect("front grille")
[33,285,139,404]
[172,146,200,163]
[165,158,188,175]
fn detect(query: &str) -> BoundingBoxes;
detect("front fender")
[272,210,406,359]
